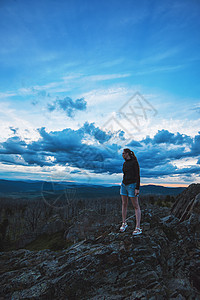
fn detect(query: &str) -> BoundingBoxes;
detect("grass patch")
[24,231,73,251]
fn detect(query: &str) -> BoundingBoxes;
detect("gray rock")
[0,187,200,299]
[171,183,200,221]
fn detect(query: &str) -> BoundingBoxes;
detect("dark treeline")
[0,192,176,251]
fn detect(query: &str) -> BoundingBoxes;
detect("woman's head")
[122,148,136,160]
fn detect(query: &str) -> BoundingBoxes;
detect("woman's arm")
[134,158,140,191]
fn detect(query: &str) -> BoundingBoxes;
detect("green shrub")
[25,231,73,251]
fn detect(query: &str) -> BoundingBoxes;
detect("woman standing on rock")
[120,148,142,235]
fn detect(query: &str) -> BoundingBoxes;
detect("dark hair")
[124,148,137,160]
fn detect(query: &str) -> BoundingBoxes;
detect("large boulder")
[171,183,200,221]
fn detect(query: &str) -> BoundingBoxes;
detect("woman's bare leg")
[121,195,128,223]
[130,196,141,228]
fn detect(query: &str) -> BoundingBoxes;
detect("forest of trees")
[0,191,176,251]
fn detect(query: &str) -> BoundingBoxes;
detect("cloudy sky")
[0,0,200,187]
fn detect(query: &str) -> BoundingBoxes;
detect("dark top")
[122,157,140,190]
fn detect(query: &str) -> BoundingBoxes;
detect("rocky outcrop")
[171,183,200,221]
[0,204,200,299]
[65,209,118,243]
[0,184,200,299]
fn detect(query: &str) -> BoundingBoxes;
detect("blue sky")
[0,0,200,187]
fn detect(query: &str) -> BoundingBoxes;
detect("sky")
[0,0,200,187]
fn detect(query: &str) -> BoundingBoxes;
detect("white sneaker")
[132,228,142,235]
[120,222,128,232]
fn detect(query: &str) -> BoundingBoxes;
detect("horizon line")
[0,178,191,188]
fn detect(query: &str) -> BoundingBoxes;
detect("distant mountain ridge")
[140,184,185,195]
[0,179,185,196]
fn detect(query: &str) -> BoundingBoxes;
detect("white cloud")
[85,73,131,81]
[139,48,181,65]
[63,74,83,81]
[135,64,185,75]
[171,157,199,169]
[1,73,131,100]
[0,92,17,99]
[100,58,125,68]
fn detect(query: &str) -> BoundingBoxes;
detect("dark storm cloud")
[137,145,187,169]
[34,127,83,152]
[142,129,192,145]
[0,126,199,178]
[0,122,117,172]
[79,122,111,144]
[153,130,192,145]
[0,154,24,165]
[22,153,53,167]
[140,162,178,177]
[135,131,200,177]
[190,131,200,156]
[47,96,87,117]
[9,127,19,135]
[139,157,200,178]
[127,140,142,148]
[0,137,27,154]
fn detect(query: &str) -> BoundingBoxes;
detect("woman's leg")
[130,196,141,228]
[121,195,128,223]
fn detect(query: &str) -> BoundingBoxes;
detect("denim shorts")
[120,182,139,197]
